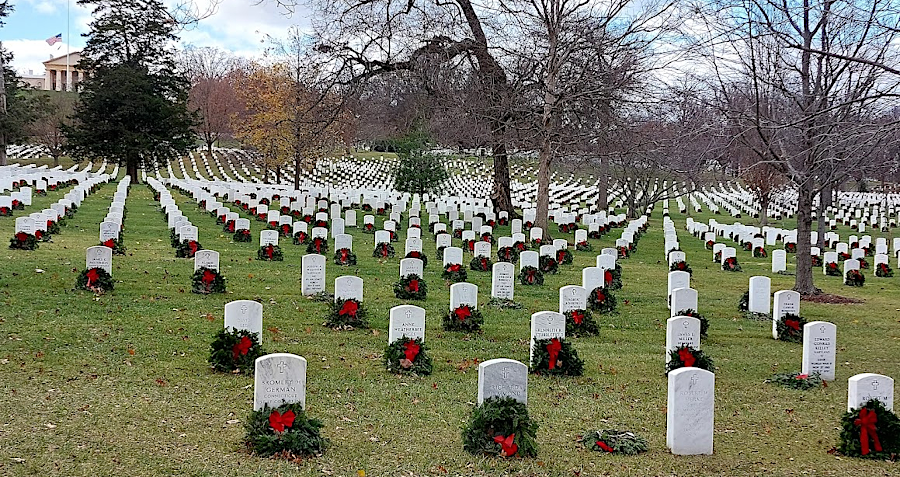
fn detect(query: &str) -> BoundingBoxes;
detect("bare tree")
[28,92,76,166]
[180,46,243,153]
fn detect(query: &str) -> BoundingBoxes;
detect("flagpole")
[66,0,70,91]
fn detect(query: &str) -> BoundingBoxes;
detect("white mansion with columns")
[22,51,87,91]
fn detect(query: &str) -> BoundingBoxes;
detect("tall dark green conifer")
[65,0,195,181]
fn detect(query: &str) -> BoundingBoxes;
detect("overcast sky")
[1,0,311,75]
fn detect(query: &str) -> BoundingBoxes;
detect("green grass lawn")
[0,172,898,477]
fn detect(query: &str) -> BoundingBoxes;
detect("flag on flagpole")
[46,34,62,46]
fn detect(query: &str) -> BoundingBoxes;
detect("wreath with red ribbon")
[753,246,768,258]
[669,260,692,275]
[785,242,797,253]
[9,232,38,250]
[46,219,60,235]
[461,239,475,253]
[513,240,527,252]
[362,204,373,212]
[518,266,544,286]
[208,327,262,374]
[372,242,396,259]
[617,246,630,259]
[462,397,538,458]
[705,240,715,250]
[393,274,427,300]
[98,237,126,255]
[588,287,617,314]
[405,250,428,267]
[524,220,534,230]
[325,298,368,329]
[314,219,328,228]
[838,252,851,261]
[0,206,11,217]
[498,217,509,226]
[857,258,869,270]
[442,263,468,282]
[176,240,203,258]
[811,255,823,267]
[76,267,114,293]
[722,256,742,272]
[742,241,753,251]
[675,308,708,338]
[839,399,900,458]
[825,261,841,276]
[875,262,894,278]
[244,402,327,458]
[588,230,603,239]
[665,345,715,374]
[845,269,865,287]
[579,429,649,455]
[767,371,823,390]
[305,237,329,254]
[530,337,583,376]
[775,313,807,342]
[453,228,464,239]
[388,230,398,242]
[383,337,432,375]
[480,232,495,244]
[576,240,593,252]
[224,220,236,233]
[279,224,292,237]
[531,238,543,248]
[191,267,226,294]
[539,255,559,274]
[556,248,573,265]
[292,230,308,245]
[267,220,279,229]
[333,248,357,266]
[470,255,493,272]
[497,246,520,263]
[565,309,599,336]
[257,244,284,261]
[443,305,484,332]
[234,229,252,242]
[713,251,722,263]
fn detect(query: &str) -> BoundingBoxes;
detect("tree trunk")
[52,155,60,167]
[126,158,139,184]
[759,194,769,226]
[596,159,608,211]
[491,143,515,217]
[293,155,302,190]
[793,179,819,295]
[0,43,7,168]
[816,182,832,248]
[534,139,552,235]
[206,140,213,155]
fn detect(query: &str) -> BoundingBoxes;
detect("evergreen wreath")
[665,345,715,374]
[486,297,523,309]
[558,223,571,233]
[839,399,900,458]
[524,220,534,231]
[576,240,593,252]
[811,255,823,267]
[876,262,894,278]
[405,250,428,267]
[480,232,495,244]
[742,241,753,251]
[176,240,203,259]
[192,267,226,294]
[531,238,543,248]
[753,246,768,258]
[208,328,262,374]
[101,237,126,255]
[333,248,357,266]
[292,230,309,245]
[608,265,623,290]
[244,403,328,458]
[257,244,284,261]
[588,287,617,314]
[738,291,749,312]
[362,204,373,212]
[556,248,573,265]
[519,266,544,286]
[539,255,559,274]
[34,229,50,242]
[497,246,520,263]
[825,261,841,276]
[393,274,427,300]
[785,242,797,253]
[470,255,493,272]
[372,242,396,259]
[325,298,368,329]
[530,338,584,376]
[383,337,432,375]
[565,309,599,337]
[705,240,715,250]
[306,237,329,254]
[314,219,328,229]
[766,372,823,390]
[669,260,692,275]
[279,224,292,237]
[845,269,865,287]
[388,230,398,242]
[436,246,446,261]
[234,229,252,242]
[578,429,649,455]
[514,240,528,252]
[461,239,475,253]
[838,252,851,261]
[442,263,468,282]
[498,216,509,226]
[9,232,38,250]
[76,267,114,293]
[224,220,236,233]
[775,313,807,342]
[0,206,11,216]
[617,246,629,259]
[722,256,742,272]
[462,397,539,458]
[588,230,602,239]
[453,228,464,239]
[443,305,484,332]
[675,309,708,338]
[46,220,61,235]
[713,251,722,263]
[858,258,869,270]
[66,203,78,218]
[363,223,375,234]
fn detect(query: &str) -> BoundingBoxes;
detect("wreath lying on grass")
[811,255,823,267]
[305,237,329,255]
[666,345,714,374]
[257,244,284,261]
[486,297,523,309]
[876,263,894,278]
[208,328,262,374]
[325,298,368,329]
[617,246,630,259]
[753,247,768,258]
[839,399,900,458]
[845,269,865,287]
[556,248,573,265]
[576,241,593,252]
[462,397,538,458]
[497,246,519,263]
[176,240,203,259]
[442,263,468,282]
[405,250,428,267]
[578,429,649,455]
[9,232,38,250]
[825,261,841,276]
[100,238,126,255]
[766,372,823,390]
[192,267,226,294]
[858,258,869,270]
[675,309,708,338]
[372,242,395,259]
[519,266,544,286]
[443,305,484,332]
[470,256,493,272]
[670,260,692,275]
[231,229,250,242]
[722,256,742,272]
[531,338,584,376]
[333,248,357,266]
[705,240,715,250]
[539,255,559,274]
[394,274,427,300]
[775,313,807,343]
[565,309,598,336]
[785,243,797,253]
[76,267,114,293]
[588,287,617,314]
[244,403,328,458]
[384,337,432,375]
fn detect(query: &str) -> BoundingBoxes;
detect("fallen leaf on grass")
[155,378,167,386]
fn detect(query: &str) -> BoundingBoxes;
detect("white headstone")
[334,275,363,302]
[477,358,528,405]
[491,262,515,299]
[772,290,801,339]
[559,285,587,313]
[530,311,565,364]
[748,276,771,315]
[801,321,836,381]
[847,373,894,411]
[667,367,715,455]
[300,254,326,295]
[666,316,701,363]
[670,287,698,317]
[85,246,112,274]
[667,271,690,308]
[253,353,307,411]
[260,230,279,247]
[450,282,478,310]
[772,250,787,273]
[194,250,220,272]
[224,300,263,343]
[388,305,426,343]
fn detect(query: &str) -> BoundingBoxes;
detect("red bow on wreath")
[35,231,43,240]
[557,250,566,262]
[525,269,537,283]
[467,241,474,251]
[546,338,562,369]
[85,268,99,287]
[380,245,389,257]
[596,441,614,452]
[227,223,235,232]
[854,408,882,455]
[201,269,216,287]
[46,220,54,229]
[403,340,420,361]
[493,434,517,457]
[480,258,488,269]
[314,239,322,252]
[448,264,461,272]
[516,243,525,251]
[338,300,358,317]
[232,336,252,359]
[15,232,27,242]
[571,310,584,325]
[784,319,800,332]
[407,279,420,293]
[678,347,696,367]
[594,289,606,302]
[103,239,115,248]
[604,270,613,286]
[265,245,274,259]
[268,409,295,433]
[454,306,471,321]
[340,249,349,262]
[409,251,419,258]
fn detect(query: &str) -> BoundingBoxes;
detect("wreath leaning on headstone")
[372,242,395,259]
[556,248,573,265]
[722,256,742,272]
[9,231,39,250]
[393,274,427,300]
[257,244,284,261]
[539,255,559,274]
[306,237,329,255]
[192,267,226,294]
[442,263,468,282]
[443,305,484,332]
[530,338,584,376]
[470,255,493,272]
[578,429,649,455]
[588,287,617,314]
[519,266,544,286]
[497,246,519,264]
[665,345,715,374]
[775,313,807,343]
[76,267,114,293]
[333,248,357,266]
[325,298,368,329]
[462,397,539,458]
[208,328,263,374]
[383,337,432,375]
[838,399,900,458]
[244,402,328,458]
[576,240,593,252]
[100,238,126,255]
[876,262,894,278]
[176,240,203,258]
[405,250,428,267]
[564,309,599,337]
[669,260,692,275]
[845,269,865,287]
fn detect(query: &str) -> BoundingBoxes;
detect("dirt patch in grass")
[802,293,865,304]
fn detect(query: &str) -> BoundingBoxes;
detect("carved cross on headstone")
[241,304,249,315]
[690,375,699,387]
[277,361,288,373]
[501,367,510,380]
[872,380,880,390]
[820,325,826,333]
[405,310,412,319]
